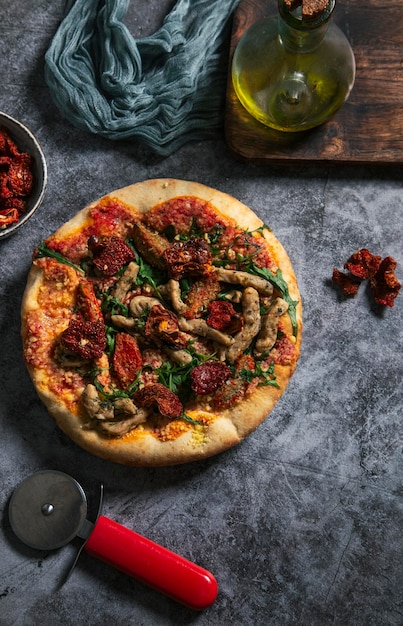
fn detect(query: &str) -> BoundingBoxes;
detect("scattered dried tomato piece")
[133,383,183,419]
[344,248,382,280]
[113,333,143,388]
[163,238,212,280]
[370,256,401,308]
[60,318,106,360]
[206,300,243,333]
[332,268,360,296]
[333,249,400,307]
[332,248,401,307]
[190,361,232,395]
[145,304,186,349]
[88,235,135,276]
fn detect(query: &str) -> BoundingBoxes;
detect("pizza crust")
[21,179,302,466]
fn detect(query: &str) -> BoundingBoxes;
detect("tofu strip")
[111,262,139,301]
[178,317,234,346]
[216,268,273,296]
[225,287,261,363]
[254,297,289,356]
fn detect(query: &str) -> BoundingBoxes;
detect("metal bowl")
[0,112,47,240]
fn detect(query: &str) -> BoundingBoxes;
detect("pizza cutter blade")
[9,470,218,611]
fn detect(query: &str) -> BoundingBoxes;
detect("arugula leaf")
[90,367,143,398]
[239,360,280,388]
[127,243,166,294]
[206,224,224,245]
[179,277,192,301]
[35,242,85,274]
[92,378,131,401]
[101,294,129,317]
[104,325,118,357]
[154,350,215,401]
[252,223,272,235]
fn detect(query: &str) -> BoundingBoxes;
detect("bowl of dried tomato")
[0,112,47,240]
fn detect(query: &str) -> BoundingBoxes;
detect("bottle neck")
[277,0,335,52]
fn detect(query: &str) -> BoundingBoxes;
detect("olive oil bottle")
[231,0,355,132]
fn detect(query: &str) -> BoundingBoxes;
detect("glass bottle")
[231,0,355,132]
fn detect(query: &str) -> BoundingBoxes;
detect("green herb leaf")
[127,243,166,294]
[104,325,118,357]
[93,378,131,401]
[252,224,272,234]
[101,294,129,317]
[239,360,280,388]
[154,350,216,402]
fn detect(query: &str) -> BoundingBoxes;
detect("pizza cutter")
[8,470,218,611]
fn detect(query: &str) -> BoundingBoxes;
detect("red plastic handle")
[84,515,218,610]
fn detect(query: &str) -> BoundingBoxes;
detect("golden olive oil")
[232,2,355,132]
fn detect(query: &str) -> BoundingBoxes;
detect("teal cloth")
[44,0,240,155]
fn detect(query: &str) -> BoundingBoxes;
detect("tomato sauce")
[145,196,230,234]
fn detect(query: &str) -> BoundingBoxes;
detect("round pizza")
[21,179,302,466]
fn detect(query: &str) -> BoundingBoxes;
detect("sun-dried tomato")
[7,155,33,197]
[2,197,26,214]
[163,238,212,280]
[183,273,221,319]
[0,208,19,227]
[76,280,103,322]
[0,130,34,227]
[344,248,382,279]
[113,333,143,388]
[88,235,135,276]
[60,317,106,360]
[0,129,20,157]
[133,383,183,419]
[0,172,13,199]
[333,249,400,307]
[145,304,186,349]
[370,256,401,307]
[206,300,243,333]
[190,361,232,395]
[332,268,360,296]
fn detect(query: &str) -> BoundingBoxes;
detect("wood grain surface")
[225,0,403,164]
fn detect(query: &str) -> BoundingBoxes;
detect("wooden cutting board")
[225,0,403,164]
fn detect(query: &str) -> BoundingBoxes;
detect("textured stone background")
[0,2,402,625]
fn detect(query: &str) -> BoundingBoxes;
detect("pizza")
[21,179,302,466]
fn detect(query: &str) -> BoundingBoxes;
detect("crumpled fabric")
[44,0,240,155]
